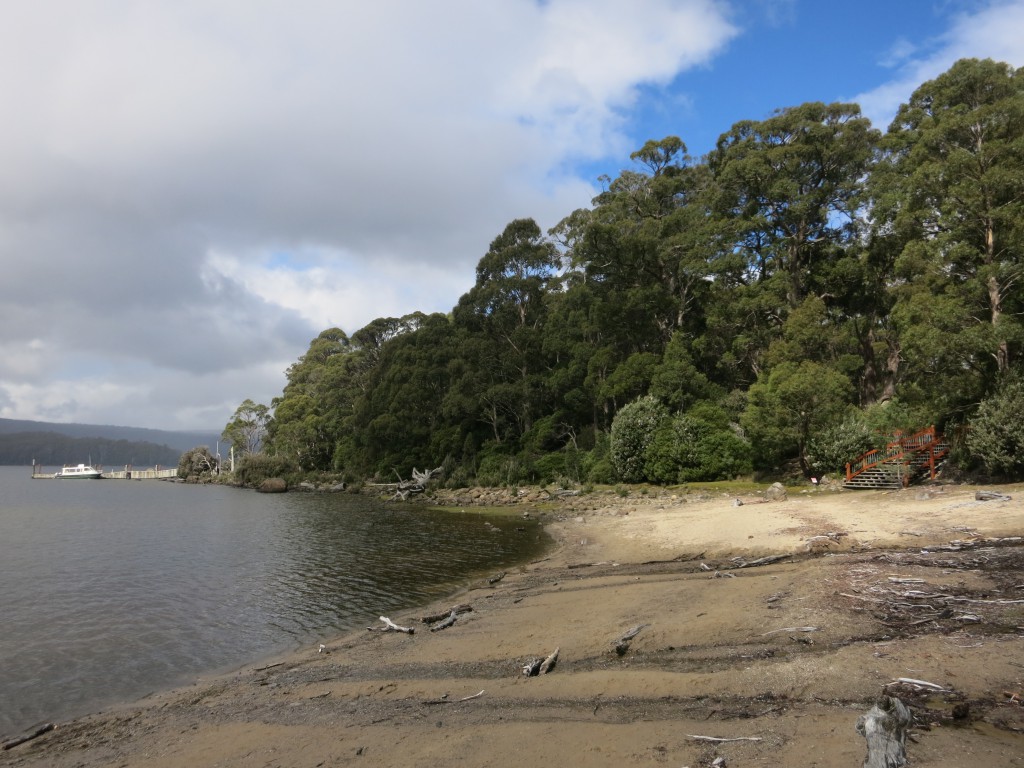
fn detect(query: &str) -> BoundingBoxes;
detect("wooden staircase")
[844,426,949,490]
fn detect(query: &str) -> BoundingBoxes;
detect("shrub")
[966,377,1024,479]
[610,396,670,483]
[475,452,526,487]
[644,413,752,483]
[805,416,876,476]
[177,446,219,480]
[234,452,300,488]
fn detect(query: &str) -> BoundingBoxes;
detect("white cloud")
[0,0,738,430]
[854,0,1024,130]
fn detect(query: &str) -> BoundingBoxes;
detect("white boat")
[54,463,104,479]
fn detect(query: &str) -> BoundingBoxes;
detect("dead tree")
[374,466,443,500]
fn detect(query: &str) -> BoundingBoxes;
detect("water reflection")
[0,469,549,735]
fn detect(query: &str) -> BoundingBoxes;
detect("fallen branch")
[423,690,485,705]
[761,626,818,636]
[429,610,459,632]
[523,647,560,676]
[686,734,763,743]
[2,723,54,751]
[381,466,444,500]
[540,646,560,674]
[737,554,790,568]
[888,677,947,692]
[368,616,415,634]
[421,604,472,624]
[856,696,912,768]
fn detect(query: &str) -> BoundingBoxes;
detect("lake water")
[0,466,549,736]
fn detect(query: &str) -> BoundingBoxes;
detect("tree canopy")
[230,59,1024,485]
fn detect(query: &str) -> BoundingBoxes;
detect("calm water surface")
[0,467,549,735]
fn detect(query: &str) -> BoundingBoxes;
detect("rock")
[258,477,288,493]
[765,482,788,501]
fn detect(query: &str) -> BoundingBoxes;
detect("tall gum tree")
[877,58,1024,379]
[710,102,879,310]
[453,218,559,442]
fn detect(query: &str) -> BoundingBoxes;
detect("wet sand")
[3,483,1023,767]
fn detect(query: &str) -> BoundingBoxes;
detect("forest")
[1,432,181,468]
[225,58,1024,487]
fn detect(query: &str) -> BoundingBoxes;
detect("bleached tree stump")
[856,695,912,768]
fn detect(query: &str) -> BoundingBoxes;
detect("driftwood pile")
[374,466,444,500]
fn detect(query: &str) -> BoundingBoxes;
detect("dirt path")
[3,484,1022,767]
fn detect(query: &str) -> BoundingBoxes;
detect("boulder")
[765,482,788,501]
[258,477,288,493]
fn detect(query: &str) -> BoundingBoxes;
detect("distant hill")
[0,418,220,462]
[0,431,183,468]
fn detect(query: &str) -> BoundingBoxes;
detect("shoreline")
[3,482,1023,767]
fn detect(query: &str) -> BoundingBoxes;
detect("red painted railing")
[845,426,948,484]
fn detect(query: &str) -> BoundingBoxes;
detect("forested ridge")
[1,432,181,468]
[230,59,1024,486]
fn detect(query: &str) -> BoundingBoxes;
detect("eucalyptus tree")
[874,58,1024,400]
[549,138,724,419]
[265,327,352,469]
[350,313,461,475]
[710,101,879,308]
[221,398,270,457]
[706,103,879,391]
[451,218,560,446]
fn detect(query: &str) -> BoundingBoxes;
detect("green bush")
[582,432,616,484]
[610,396,669,483]
[234,452,300,488]
[531,452,567,484]
[805,416,876,475]
[177,446,219,480]
[966,377,1024,479]
[644,413,752,483]
[681,429,752,481]
[474,452,526,487]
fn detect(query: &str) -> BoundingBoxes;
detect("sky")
[2,0,1023,433]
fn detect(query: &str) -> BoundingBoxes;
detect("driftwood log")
[614,624,648,655]
[2,723,54,751]
[975,491,1012,502]
[523,647,560,676]
[856,696,912,768]
[368,616,415,634]
[429,610,460,632]
[421,604,473,624]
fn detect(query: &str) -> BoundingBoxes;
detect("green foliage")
[644,412,751,483]
[474,451,527,488]
[965,376,1024,478]
[610,395,669,482]
[177,446,219,480]
[234,452,300,488]
[221,399,270,457]
[246,58,1022,490]
[742,361,853,471]
[805,417,875,476]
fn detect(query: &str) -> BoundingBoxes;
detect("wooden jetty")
[31,463,178,480]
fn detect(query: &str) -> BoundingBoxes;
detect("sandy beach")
[2,482,1023,767]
